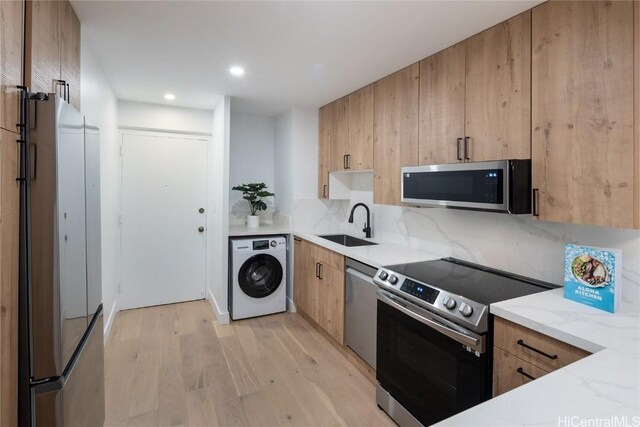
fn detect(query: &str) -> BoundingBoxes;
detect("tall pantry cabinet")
[1,1,82,424]
[0,1,24,425]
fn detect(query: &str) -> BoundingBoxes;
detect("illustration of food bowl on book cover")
[564,244,621,313]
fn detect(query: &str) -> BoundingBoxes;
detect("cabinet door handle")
[343,154,347,169]
[456,138,463,161]
[323,184,328,198]
[65,83,70,102]
[294,237,301,243]
[346,154,351,169]
[318,263,323,280]
[532,189,540,217]
[29,143,37,181]
[516,367,537,381]
[464,137,470,160]
[315,262,320,278]
[516,339,557,360]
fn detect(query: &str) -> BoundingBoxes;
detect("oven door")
[376,290,490,426]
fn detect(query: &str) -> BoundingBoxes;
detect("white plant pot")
[247,215,260,228]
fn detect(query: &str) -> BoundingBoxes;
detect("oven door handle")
[377,290,484,353]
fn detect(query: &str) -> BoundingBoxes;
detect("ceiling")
[73,0,542,116]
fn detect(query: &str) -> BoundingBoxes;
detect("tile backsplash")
[293,192,640,308]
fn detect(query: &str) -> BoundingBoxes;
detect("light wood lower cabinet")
[493,347,549,397]
[493,316,590,396]
[293,237,345,345]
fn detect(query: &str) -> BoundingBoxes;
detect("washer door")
[238,254,283,298]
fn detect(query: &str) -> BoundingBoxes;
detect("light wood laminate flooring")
[104,300,394,427]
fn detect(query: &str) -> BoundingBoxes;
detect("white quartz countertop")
[437,289,640,426]
[293,230,441,268]
[228,223,291,237]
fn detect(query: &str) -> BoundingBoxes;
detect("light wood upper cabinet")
[26,0,80,110]
[326,96,349,172]
[26,0,60,94]
[0,128,20,427]
[418,11,531,165]
[322,85,374,174]
[318,104,331,198]
[464,10,531,162]
[1,0,24,134]
[419,43,465,165]
[374,64,420,205]
[531,0,638,229]
[346,84,374,171]
[60,0,80,111]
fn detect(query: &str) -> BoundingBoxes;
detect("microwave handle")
[377,289,484,353]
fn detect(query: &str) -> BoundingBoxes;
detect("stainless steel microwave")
[401,160,531,213]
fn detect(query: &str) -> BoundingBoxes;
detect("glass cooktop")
[384,257,557,306]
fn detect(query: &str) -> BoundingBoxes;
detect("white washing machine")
[229,236,287,320]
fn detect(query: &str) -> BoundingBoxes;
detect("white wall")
[274,106,319,216]
[292,107,319,200]
[118,100,212,135]
[80,37,120,339]
[274,110,294,216]
[207,96,231,324]
[229,113,276,223]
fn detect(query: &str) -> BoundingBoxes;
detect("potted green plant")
[231,182,275,228]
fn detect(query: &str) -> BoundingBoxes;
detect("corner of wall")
[103,293,119,343]
[207,287,230,325]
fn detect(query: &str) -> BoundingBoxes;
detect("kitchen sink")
[317,234,378,247]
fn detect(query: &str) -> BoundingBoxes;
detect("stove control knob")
[459,303,473,317]
[388,275,399,285]
[378,271,389,281]
[442,296,457,310]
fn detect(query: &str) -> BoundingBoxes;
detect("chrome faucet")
[348,203,371,238]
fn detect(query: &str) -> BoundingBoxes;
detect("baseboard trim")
[287,296,297,313]
[103,297,119,344]
[207,288,230,325]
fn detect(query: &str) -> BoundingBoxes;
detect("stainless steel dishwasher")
[345,258,378,369]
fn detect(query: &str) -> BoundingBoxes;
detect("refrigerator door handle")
[32,304,103,395]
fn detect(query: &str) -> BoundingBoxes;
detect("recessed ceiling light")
[229,66,245,77]
[164,93,175,100]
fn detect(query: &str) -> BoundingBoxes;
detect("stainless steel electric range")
[373,257,557,427]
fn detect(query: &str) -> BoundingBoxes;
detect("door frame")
[117,128,211,310]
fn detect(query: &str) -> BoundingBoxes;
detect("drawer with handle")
[494,317,591,372]
[493,347,549,397]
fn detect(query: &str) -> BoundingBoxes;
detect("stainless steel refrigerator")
[18,93,105,426]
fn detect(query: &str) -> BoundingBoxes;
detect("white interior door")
[120,133,208,310]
